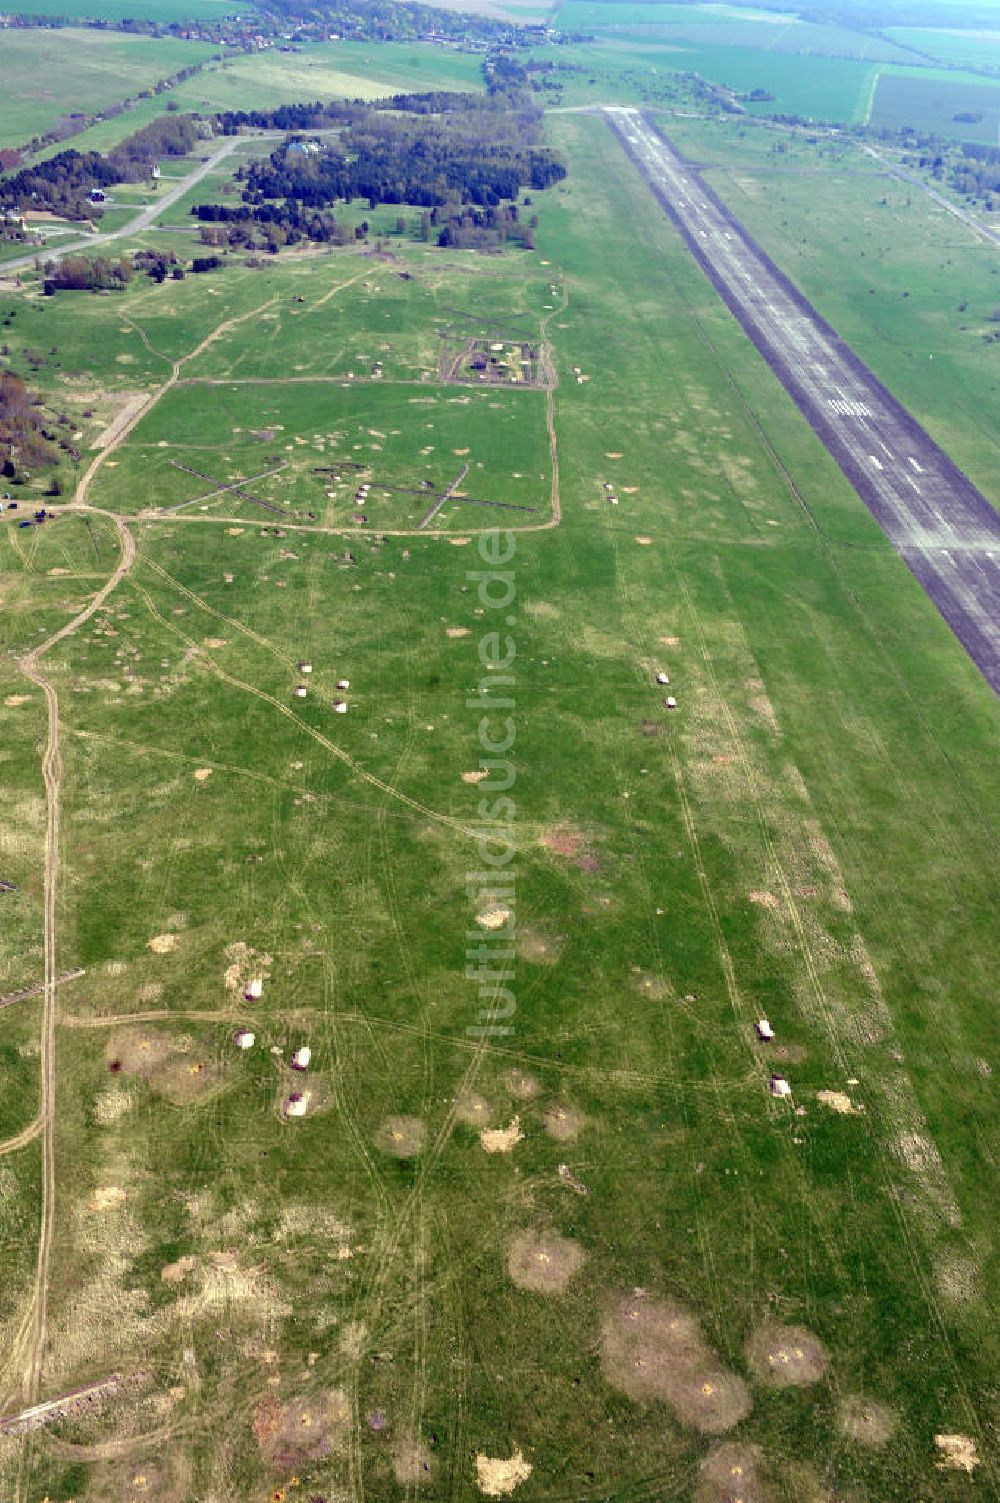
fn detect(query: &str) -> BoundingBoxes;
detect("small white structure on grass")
[234,1028,255,1050]
[664,696,677,710]
[284,1091,309,1118]
[299,662,313,674]
[291,1045,311,1071]
[333,700,348,714]
[336,678,350,690]
[655,672,670,686]
[294,684,308,699]
[756,1019,775,1042]
[245,978,263,1001]
[769,1073,791,1098]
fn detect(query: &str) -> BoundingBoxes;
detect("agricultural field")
[0,25,997,1503]
[868,69,1000,142]
[0,29,218,152]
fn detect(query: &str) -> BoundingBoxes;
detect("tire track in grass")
[12,510,136,1498]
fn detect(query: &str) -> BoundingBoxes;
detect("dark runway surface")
[606,107,1000,694]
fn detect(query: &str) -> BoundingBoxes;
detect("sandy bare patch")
[935,1434,979,1472]
[476,906,512,931]
[605,451,623,459]
[394,1435,436,1486]
[748,891,779,909]
[518,929,560,965]
[543,1104,585,1142]
[448,537,472,546]
[837,1395,896,1447]
[602,1291,751,1433]
[4,694,31,707]
[93,1185,127,1212]
[462,770,489,784]
[161,1254,198,1285]
[454,447,470,456]
[505,1070,540,1100]
[203,637,227,650]
[816,1089,864,1116]
[137,981,162,1004]
[659,635,681,646]
[746,1324,829,1388]
[454,1091,493,1127]
[374,1115,426,1158]
[480,1116,523,1154]
[635,535,653,545]
[193,767,213,782]
[446,626,470,638]
[223,940,272,994]
[508,1231,585,1293]
[93,1087,133,1125]
[936,1253,979,1303]
[632,970,671,1002]
[476,1449,533,1497]
[253,1388,350,1469]
[695,1442,769,1503]
[147,933,178,954]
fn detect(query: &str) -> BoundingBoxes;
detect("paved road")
[606,107,1000,695]
[1,135,246,277]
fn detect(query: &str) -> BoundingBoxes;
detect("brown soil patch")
[106,1030,172,1078]
[251,428,277,441]
[193,768,213,782]
[393,1435,435,1486]
[837,1395,896,1447]
[816,1090,864,1116]
[518,929,561,965]
[601,1291,752,1433]
[480,1116,523,1153]
[476,906,512,931]
[147,933,178,954]
[223,940,272,994]
[4,694,31,707]
[505,1070,540,1100]
[374,1115,426,1158]
[92,1185,127,1212]
[508,1231,585,1293]
[475,1450,533,1496]
[539,828,582,857]
[746,1324,829,1388]
[935,1434,979,1472]
[462,770,488,784]
[446,626,469,638]
[253,1388,350,1469]
[695,1443,770,1503]
[748,891,779,910]
[161,1255,198,1285]
[454,1091,493,1128]
[203,637,227,650]
[543,1104,584,1142]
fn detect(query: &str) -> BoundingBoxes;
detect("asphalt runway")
[605,107,1000,695]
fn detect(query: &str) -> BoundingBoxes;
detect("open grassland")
[664,112,1000,514]
[0,103,996,1503]
[0,30,217,151]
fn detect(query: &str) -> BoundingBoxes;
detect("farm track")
[606,107,1000,695]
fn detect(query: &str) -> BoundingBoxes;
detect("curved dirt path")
[11,511,136,1496]
[0,1116,42,1158]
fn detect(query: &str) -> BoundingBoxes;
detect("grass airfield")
[0,99,997,1503]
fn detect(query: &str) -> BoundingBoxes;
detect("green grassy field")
[0,30,217,151]
[663,112,1000,512]
[0,57,997,1503]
